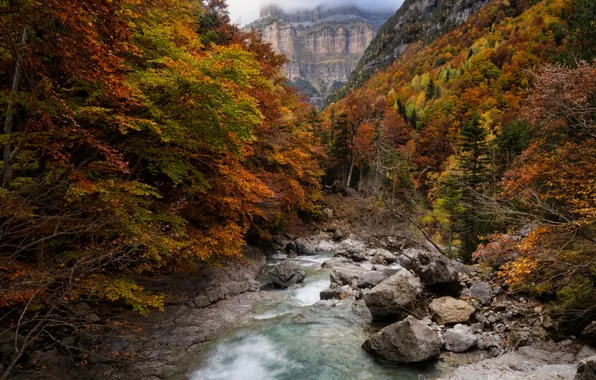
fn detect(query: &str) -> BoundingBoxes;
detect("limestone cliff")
[247,5,394,106]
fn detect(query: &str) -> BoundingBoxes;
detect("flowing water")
[180,253,453,380]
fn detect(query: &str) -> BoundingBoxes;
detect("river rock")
[582,321,596,345]
[357,271,391,289]
[444,324,477,353]
[469,282,493,305]
[333,228,345,241]
[575,355,596,380]
[321,258,360,270]
[335,238,368,262]
[295,237,316,256]
[439,347,577,380]
[396,248,460,286]
[269,261,306,288]
[330,267,366,286]
[362,316,442,363]
[284,241,297,253]
[369,248,396,265]
[429,297,475,325]
[363,269,424,320]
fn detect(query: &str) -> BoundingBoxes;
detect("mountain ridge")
[332,0,492,102]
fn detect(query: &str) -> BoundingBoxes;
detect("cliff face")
[336,0,492,100]
[247,5,393,106]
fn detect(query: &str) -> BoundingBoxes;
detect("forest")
[322,0,595,332]
[0,0,323,372]
[0,0,595,377]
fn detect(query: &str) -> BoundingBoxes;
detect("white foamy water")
[189,334,299,380]
[292,254,333,267]
[290,279,331,306]
[252,311,290,320]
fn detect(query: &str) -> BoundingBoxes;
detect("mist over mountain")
[228,0,403,25]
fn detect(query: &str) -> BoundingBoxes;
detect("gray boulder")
[396,248,460,286]
[321,258,361,271]
[335,238,368,262]
[439,347,577,380]
[369,248,397,265]
[362,316,442,363]
[330,267,367,287]
[575,355,596,380]
[269,261,306,288]
[333,228,345,241]
[295,237,316,256]
[469,282,493,305]
[363,269,424,320]
[357,271,392,289]
[444,324,477,353]
[429,296,475,325]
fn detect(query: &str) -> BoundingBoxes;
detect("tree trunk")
[2,27,28,189]
[346,157,354,188]
[357,164,364,192]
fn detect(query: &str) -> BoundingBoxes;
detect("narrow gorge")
[1,0,594,379]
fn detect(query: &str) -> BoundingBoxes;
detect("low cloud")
[227,0,404,25]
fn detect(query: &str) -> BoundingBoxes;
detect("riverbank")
[7,198,595,380]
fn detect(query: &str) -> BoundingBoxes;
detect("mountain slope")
[333,0,492,100]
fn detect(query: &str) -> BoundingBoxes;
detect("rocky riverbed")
[254,230,596,380]
[9,229,596,380]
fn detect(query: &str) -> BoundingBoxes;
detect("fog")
[227,0,404,25]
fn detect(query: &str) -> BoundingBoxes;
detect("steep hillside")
[333,0,492,100]
[323,0,596,331]
[247,5,394,106]
[323,0,571,254]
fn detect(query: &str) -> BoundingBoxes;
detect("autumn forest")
[0,0,595,377]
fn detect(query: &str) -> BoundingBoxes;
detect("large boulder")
[330,268,367,287]
[269,261,306,288]
[295,237,316,256]
[357,271,392,289]
[396,248,460,286]
[363,269,424,320]
[575,355,596,380]
[335,238,368,262]
[444,324,477,353]
[362,316,442,363]
[429,297,475,325]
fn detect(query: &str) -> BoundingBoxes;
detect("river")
[177,252,459,380]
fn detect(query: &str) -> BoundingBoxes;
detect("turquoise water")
[185,253,444,380]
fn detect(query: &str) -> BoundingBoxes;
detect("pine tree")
[396,98,408,125]
[460,114,490,187]
[457,114,492,262]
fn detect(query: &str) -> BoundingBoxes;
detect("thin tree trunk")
[2,27,28,189]
[357,164,364,192]
[346,157,354,188]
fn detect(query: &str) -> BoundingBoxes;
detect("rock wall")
[247,6,393,104]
